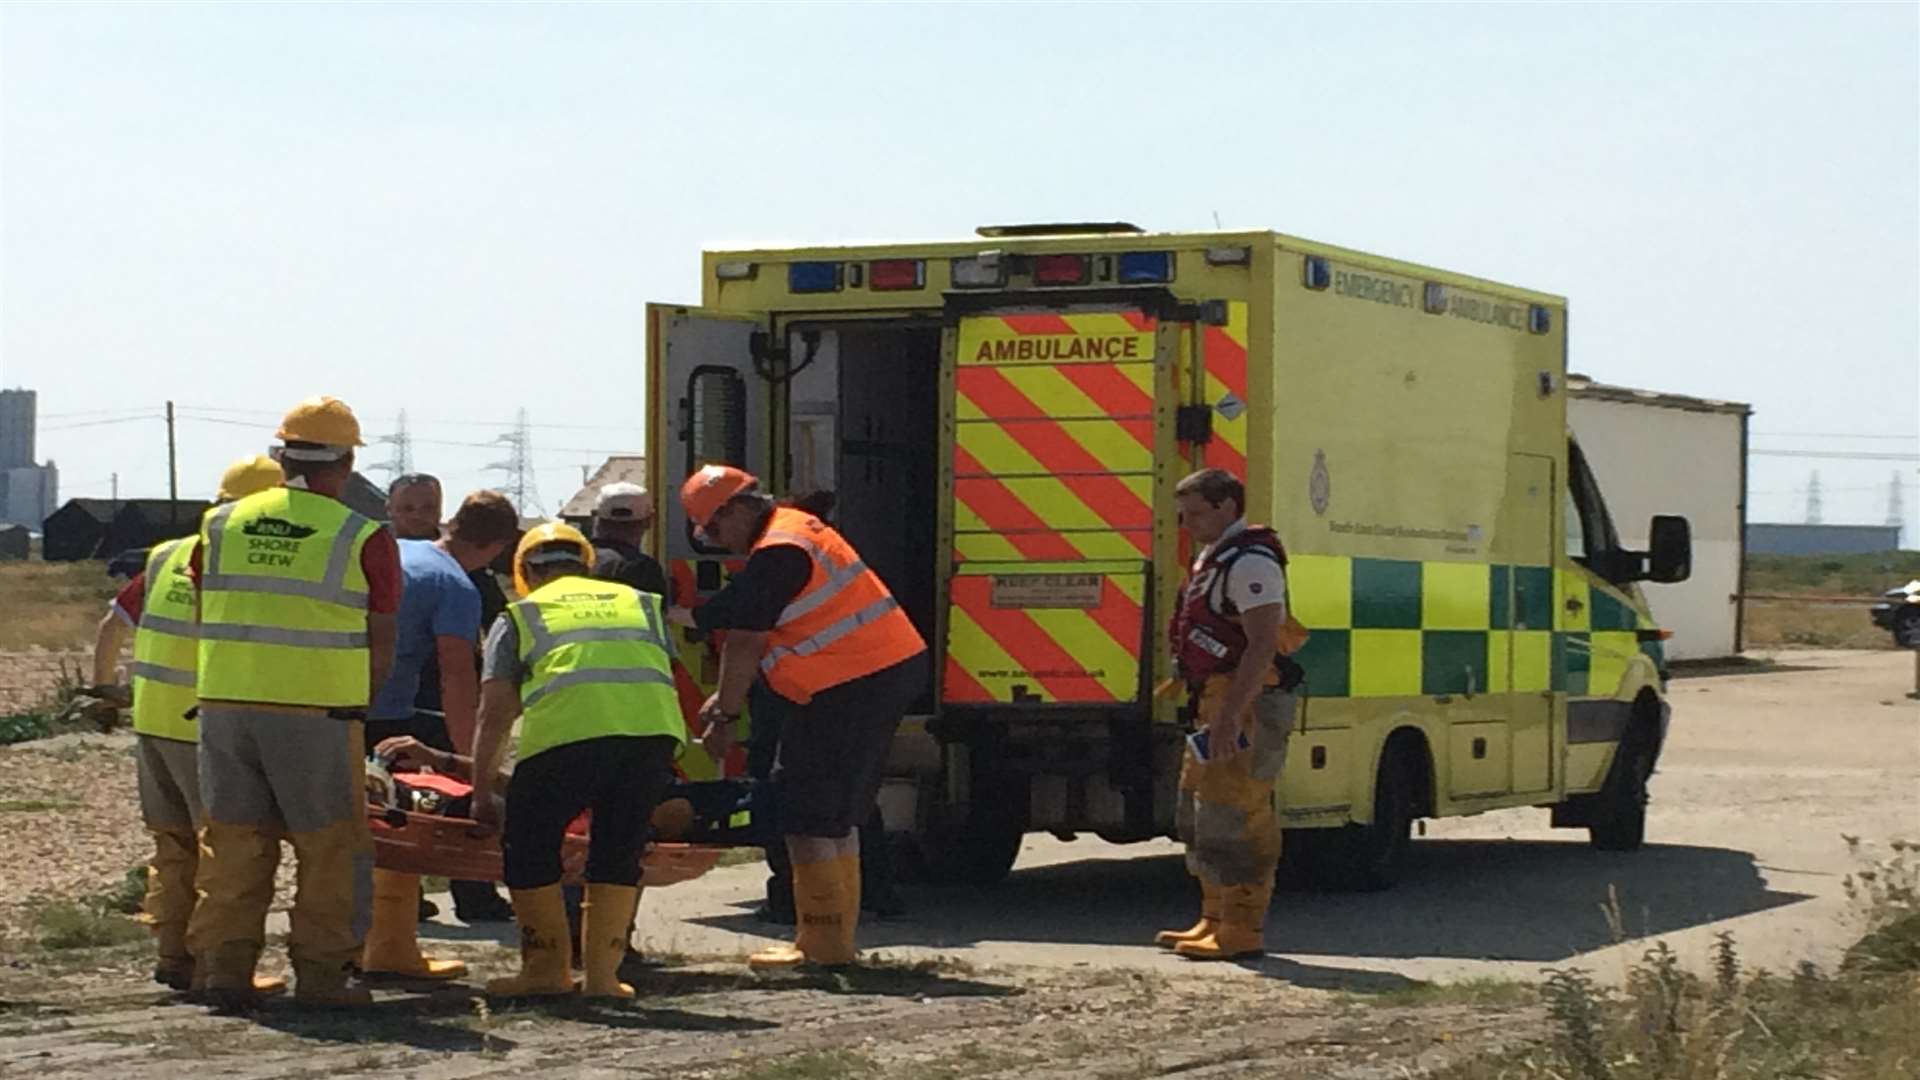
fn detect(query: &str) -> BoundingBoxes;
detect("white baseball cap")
[594,481,654,520]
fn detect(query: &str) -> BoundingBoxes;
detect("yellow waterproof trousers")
[187,706,372,995]
[136,735,205,970]
[1173,677,1295,888]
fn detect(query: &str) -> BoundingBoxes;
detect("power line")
[172,401,642,434]
[1749,449,1920,461]
[1751,431,1918,441]
[40,414,159,432]
[39,406,156,421]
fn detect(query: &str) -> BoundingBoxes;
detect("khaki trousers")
[186,706,372,993]
[1174,678,1294,888]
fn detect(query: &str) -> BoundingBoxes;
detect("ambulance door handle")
[1564,597,1585,614]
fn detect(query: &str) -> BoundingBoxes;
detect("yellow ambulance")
[648,224,1692,889]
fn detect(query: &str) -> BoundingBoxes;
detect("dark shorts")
[773,654,922,839]
[502,734,678,889]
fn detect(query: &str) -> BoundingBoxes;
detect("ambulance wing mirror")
[1643,515,1692,585]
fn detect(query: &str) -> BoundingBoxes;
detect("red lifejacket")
[1169,525,1295,685]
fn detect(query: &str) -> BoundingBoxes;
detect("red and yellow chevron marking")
[1200,302,1250,478]
[953,312,1158,563]
[943,569,1148,704]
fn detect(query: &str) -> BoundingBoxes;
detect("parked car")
[1869,580,1920,647]
[106,546,150,580]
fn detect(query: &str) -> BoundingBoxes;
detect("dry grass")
[1742,598,1899,650]
[0,561,119,651]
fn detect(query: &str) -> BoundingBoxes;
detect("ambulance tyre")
[907,821,1023,886]
[1588,728,1653,852]
[1297,735,1424,892]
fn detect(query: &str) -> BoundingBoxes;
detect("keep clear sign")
[991,573,1103,609]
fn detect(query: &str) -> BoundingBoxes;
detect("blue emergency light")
[1117,251,1174,284]
[1303,256,1332,290]
[788,262,842,293]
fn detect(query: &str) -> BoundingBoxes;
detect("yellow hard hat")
[275,395,366,450]
[512,521,596,598]
[216,453,283,503]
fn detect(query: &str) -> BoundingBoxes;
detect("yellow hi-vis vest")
[508,576,685,763]
[131,537,201,742]
[197,487,381,708]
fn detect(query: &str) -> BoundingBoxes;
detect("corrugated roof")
[559,456,648,520]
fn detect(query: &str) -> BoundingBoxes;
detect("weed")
[1540,967,1610,1080]
[1841,836,1920,974]
[1710,931,1739,997]
[92,864,149,916]
[34,901,148,950]
[0,797,82,812]
[1360,976,1541,1009]
[0,714,53,745]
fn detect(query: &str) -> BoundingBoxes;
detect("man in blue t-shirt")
[370,491,517,747]
[368,490,520,921]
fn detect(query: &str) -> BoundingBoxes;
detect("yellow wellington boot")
[186,964,287,1000]
[1174,882,1272,961]
[749,858,851,970]
[833,853,862,963]
[362,870,468,981]
[293,962,373,1009]
[581,884,641,1000]
[486,885,578,998]
[1154,880,1221,949]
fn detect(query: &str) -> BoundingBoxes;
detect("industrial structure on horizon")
[0,389,59,533]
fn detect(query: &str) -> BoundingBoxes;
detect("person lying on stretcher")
[356,735,758,984]
[369,735,759,846]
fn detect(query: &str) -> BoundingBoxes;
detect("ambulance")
[647,224,1692,890]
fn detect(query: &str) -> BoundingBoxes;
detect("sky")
[2,3,1916,538]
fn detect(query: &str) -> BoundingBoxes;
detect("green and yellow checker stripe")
[1288,555,1654,700]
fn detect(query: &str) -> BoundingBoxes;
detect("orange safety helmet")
[680,464,759,526]
[512,521,596,598]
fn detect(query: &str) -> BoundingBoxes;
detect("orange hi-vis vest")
[753,508,925,704]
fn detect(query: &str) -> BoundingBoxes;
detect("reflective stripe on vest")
[752,508,925,705]
[509,576,685,762]
[196,488,378,708]
[132,537,200,741]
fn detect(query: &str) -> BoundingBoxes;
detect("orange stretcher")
[368,771,728,888]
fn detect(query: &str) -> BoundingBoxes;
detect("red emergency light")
[868,259,924,291]
[1033,254,1089,286]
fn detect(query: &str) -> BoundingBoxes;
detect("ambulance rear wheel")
[1588,733,1652,852]
[906,822,1024,886]
[1295,740,1420,891]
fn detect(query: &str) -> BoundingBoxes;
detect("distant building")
[1568,376,1752,661]
[559,455,647,527]
[1746,523,1903,556]
[0,524,30,561]
[0,463,58,531]
[0,389,34,469]
[43,498,213,562]
[0,389,59,530]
